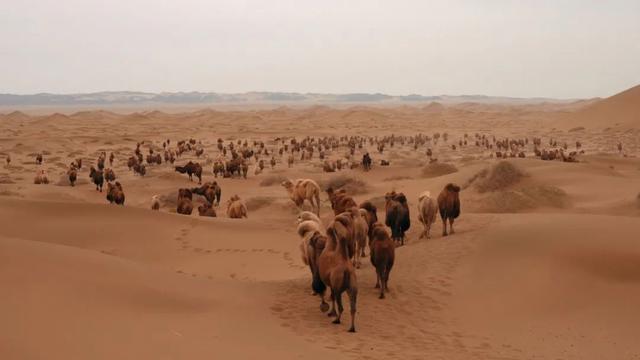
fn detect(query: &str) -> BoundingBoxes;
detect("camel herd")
[292,179,462,332]
[5,129,635,336]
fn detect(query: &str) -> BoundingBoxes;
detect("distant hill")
[561,85,640,129]
[0,91,577,107]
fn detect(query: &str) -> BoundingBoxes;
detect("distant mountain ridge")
[0,91,576,106]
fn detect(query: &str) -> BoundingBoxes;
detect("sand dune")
[561,85,640,130]
[1,97,639,359]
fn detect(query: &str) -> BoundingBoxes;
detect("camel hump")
[418,191,431,201]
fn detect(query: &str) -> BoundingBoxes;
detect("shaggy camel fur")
[437,183,461,236]
[352,208,370,269]
[106,182,125,205]
[317,214,358,332]
[226,195,248,219]
[369,223,395,299]
[197,202,217,217]
[192,182,222,206]
[297,211,321,225]
[359,201,378,238]
[282,179,321,215]
[327,187,357,216]
[417,191,438,239]
[385,191,410,246]
[297,220,325,294]
[177,188,193,215]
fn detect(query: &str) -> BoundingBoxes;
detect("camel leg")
[319,288,329,312]
[449,218,455,234]
[348,287,357,333]
[375,273,381,288]
[378,267,385,299]
[332,292,344,324]
[384,266,391,293]
[327,289,337,317]
[442,217,448,236]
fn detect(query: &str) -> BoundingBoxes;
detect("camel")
[297,219,325,285]
[197,202,217,217]
[89,166,104,192]
[177,188,193,215]
[191,182,221,206]
[326,187,357,216]
[417,191,438,239]
[175,161,203,184]
[359,201,378,238]
[297,211,321,225]
[33,169,49,184]
[352,208,370,269]
[104,168,116,182]
[281,178,321,215]
[385,191,410,246]
[369,223,395,299]
[437,183,461,236]
[67,167,77,187]
[106,182,125,205]
[212,161,225,178]
[315,214,358,332]
[226,195,248,219]
[151,195,161,210]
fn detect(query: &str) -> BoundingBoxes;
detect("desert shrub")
[245,196,277,211]
[568,127,585,132]
[259,174,288,187]
[383,175,413,182]
[321,174,369,194]
[473,161,526,193]
[421,162,458,178]
[0,190,22,197]
[478,185,568,213]
[0,174,15,184]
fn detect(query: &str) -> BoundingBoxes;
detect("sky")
[1,0,639,98]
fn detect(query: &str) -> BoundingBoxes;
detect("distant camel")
[437,183,461,236]
[281,179,321,215]
[417,191,437,239]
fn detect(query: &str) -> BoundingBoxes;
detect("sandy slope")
[560,84,640,130]
[1,98,639,359]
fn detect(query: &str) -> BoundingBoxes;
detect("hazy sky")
[1,0,639,98]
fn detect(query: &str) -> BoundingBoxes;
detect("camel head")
[281,180,293,190]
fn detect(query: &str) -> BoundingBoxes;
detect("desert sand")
[1,86,639,360]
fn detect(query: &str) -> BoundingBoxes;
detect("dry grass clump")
[383,175,413,182]
[245,196,277,211]
[0,174,15,184]
[478,185,569,213]
[472,161,526,193]
[0,189,22,197]
[421,162,458,178]
[259,174,289,187]
[321,174,369,195]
